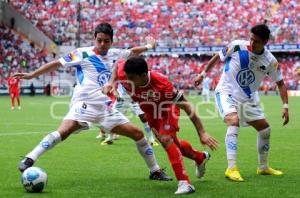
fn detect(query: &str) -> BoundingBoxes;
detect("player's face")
[94,33,112,55]
[126,73,148,87]
[250,33,267,54]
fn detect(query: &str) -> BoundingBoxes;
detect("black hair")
[251,24,271,41]
[94,22,113,41]
[124,56,148,75]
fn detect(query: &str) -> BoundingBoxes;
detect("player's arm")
[13,60,62,80]
[269,60,289,125]
[194,53,220,86]
[173,91,219,150]
[102,64,118,95]
[276,79,289,125]
[128,36,156,56]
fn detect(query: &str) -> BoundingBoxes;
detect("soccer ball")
[21,167,47,192]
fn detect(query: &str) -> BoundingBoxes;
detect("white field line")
[0,131,46,136]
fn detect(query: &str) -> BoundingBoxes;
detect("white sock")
[136,137,160,172]
[257,127,271,169]
[26,131,61,161]
[144,122,154,142]
[225,126,239,168]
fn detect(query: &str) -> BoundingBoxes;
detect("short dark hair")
[94,22,113,41]
[124,56,148,75]
[251,24,271,41]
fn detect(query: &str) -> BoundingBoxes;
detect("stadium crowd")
[0,23,54,87]
[9,0,300,47]
[1,0,299,90]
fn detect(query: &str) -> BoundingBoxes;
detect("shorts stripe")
[215,92,224,113]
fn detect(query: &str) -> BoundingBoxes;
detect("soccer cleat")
[150,140,159,146]
[18,106,21,110]
[195,151,210,178]
[149,169,173,181]
[100,137,113,145]
[11,106,15,110]
[174,180,195,195]
[257,167,283,176]
[96,133,106,140]
[18,157,34,172]
[225,166,244,182]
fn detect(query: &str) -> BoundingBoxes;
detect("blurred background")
[0,0,299,96]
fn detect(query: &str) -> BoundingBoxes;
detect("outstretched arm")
[194,53,220,86]
[128,36,156,56]
[276,79,289,125]
[14,60,62,80]
[175,94,219,150]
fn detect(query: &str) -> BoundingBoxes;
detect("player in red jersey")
[104,57,219,195]
[7,75,21,110]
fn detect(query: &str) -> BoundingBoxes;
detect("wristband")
[283,103,288,109]
[145,44,154,50]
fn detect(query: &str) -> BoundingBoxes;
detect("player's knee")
[157,134,173,148]
[259,127,271,139]
[224,113,239,126]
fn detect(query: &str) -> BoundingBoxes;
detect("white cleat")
[11,107,15,110]
[195,151,210,178]
[174,180,195,195]
[18,106,21,110]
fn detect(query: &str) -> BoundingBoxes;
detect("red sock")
[179,140,206,165]
[165,142,190,183]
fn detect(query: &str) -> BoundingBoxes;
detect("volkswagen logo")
[236,69,255,88]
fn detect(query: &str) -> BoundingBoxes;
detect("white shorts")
[64,101,129,132]
[113,98,144,116]
[214,92,265,127]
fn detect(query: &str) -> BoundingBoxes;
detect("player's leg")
[247,119,283,176]
[10,93,15,110]
[153,131,195,195]
[18,119,83,172]
[110,122,172,181]
[96,128,106,140]
[215,92,243,181]
[175,138,210,178]
[16,93,21,109]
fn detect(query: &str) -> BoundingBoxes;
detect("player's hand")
[194,74,204,86]
[13,72,34,80]
[200,132,219,150]
[102,83,113,95]
[282,108,289,126]
[145,36,156,49]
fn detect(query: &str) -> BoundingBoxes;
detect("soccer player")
[104,57,219,195]
[100,83,159,146]
[194,24,289,182]
[15,23,171,181]
[7,74,21,110]
[201,76,212,103]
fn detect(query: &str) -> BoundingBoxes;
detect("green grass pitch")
[0,95,299,197]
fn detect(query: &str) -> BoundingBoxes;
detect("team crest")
[236,69,255,88]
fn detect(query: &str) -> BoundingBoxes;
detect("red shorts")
[10,91,19,97]
[147,105,180,135]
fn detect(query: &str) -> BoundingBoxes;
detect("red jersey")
[7,77,20,92]
[118,64,181,134]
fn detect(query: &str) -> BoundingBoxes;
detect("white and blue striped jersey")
[215,40,282,102]
[59,46,130,105]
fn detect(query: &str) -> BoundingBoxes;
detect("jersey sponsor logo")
[97,71,112,87]
[236,69,255,88]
